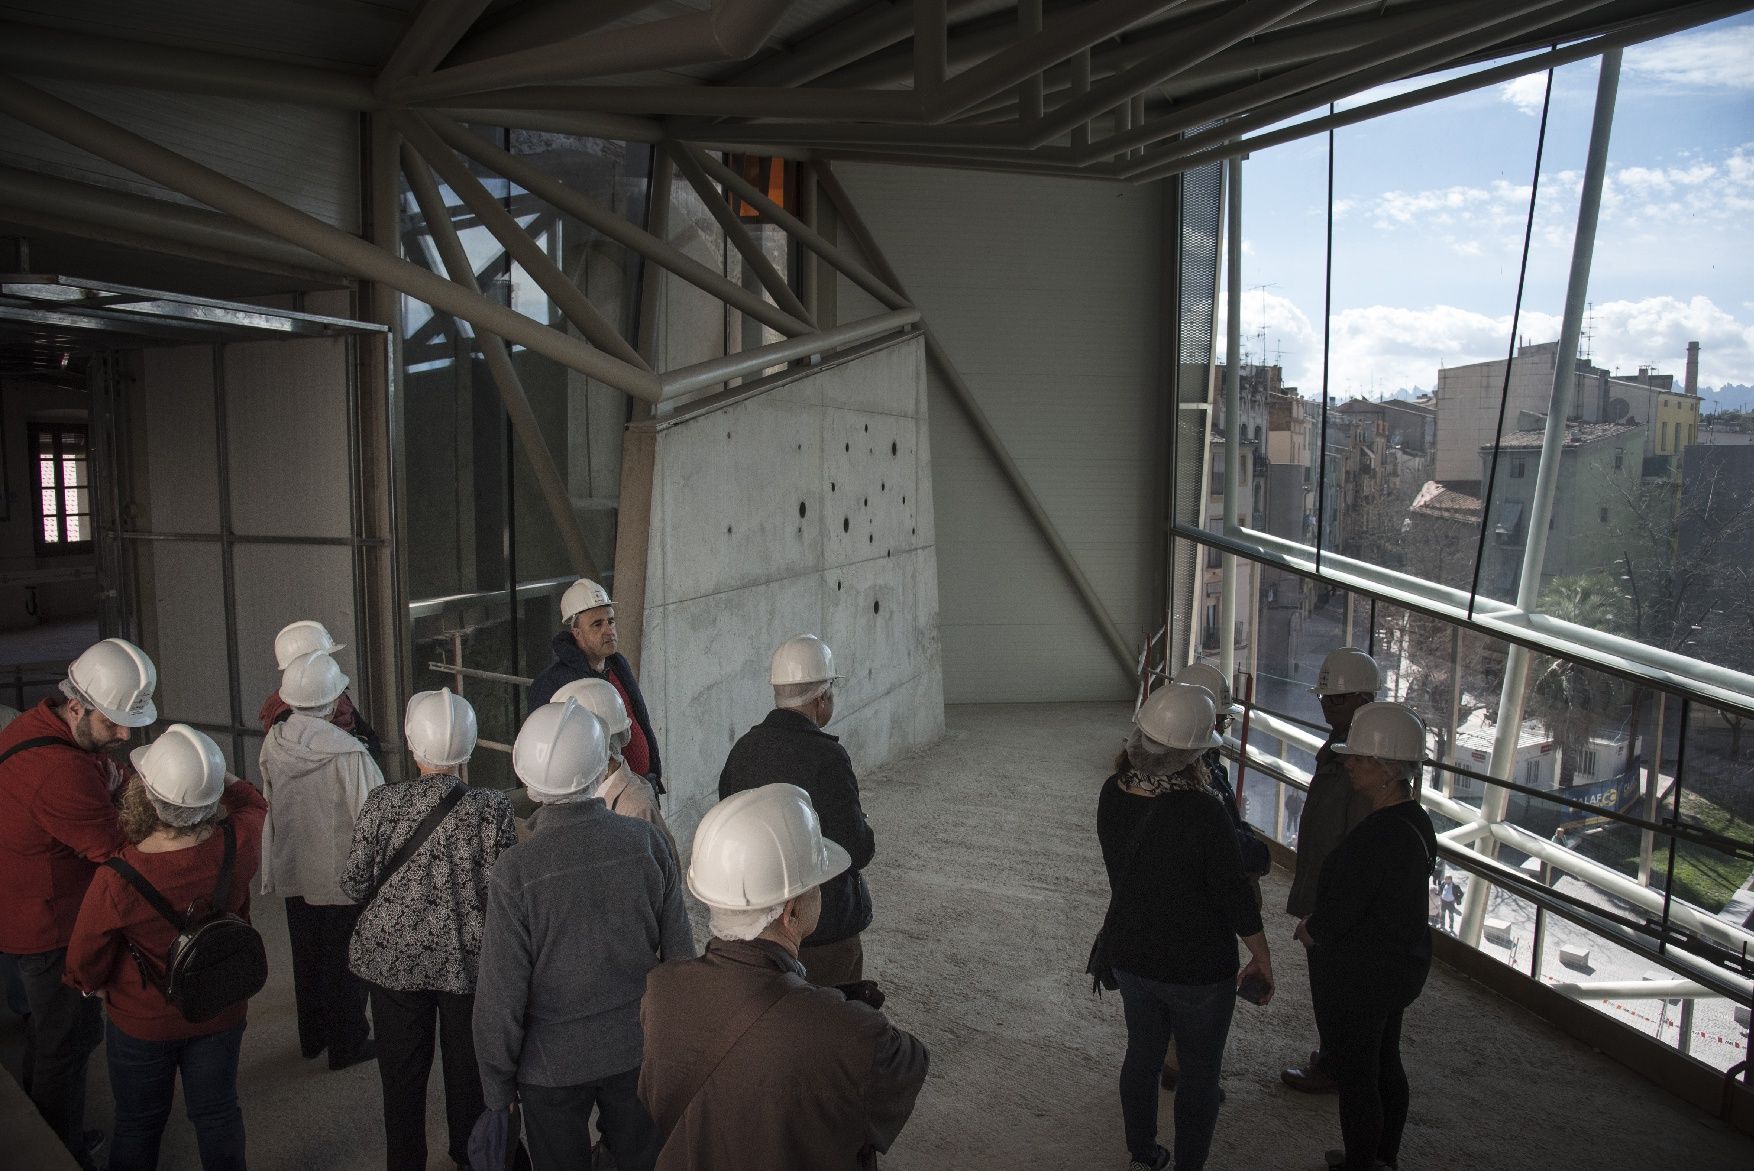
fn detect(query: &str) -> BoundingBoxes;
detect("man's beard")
[70,710,108,752]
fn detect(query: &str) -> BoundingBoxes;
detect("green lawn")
[1571,787,1754,914]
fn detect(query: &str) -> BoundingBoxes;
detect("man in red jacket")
[0,637,158,1171]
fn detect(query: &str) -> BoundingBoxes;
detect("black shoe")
[327,1037,376,1071]
[1282,1050,1338,1094]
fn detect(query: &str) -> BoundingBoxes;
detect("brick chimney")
[1685,340,1700,396]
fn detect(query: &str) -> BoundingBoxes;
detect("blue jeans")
[1116,971,1235,1170]
[105,1018,247,1171]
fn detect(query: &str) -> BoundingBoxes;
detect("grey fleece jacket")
[472,797,694,1107]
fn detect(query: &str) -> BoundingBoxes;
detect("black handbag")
[1086,796,1160,995]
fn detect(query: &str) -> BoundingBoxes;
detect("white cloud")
[1218,295,1754,399]
[1625,24,1754,93]
[1499,72,1549,117]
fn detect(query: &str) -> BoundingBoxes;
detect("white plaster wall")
[831,163,1165,703]
[636,335,943,842]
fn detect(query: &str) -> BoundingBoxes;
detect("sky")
[1217,13,1754,404]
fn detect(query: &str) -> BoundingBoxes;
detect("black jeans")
[520,1068,658,1171]
[9,947,104,1170]
[282,898,369,1060]
[368,984,483,1171]
[1312,961,1426,1170]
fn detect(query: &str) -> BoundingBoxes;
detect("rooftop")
[1485,422,1644,450]
[1411,479,1484,522]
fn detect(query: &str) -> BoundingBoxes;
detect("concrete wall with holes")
[633,332,942,841]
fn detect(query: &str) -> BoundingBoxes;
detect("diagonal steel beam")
[666,143,816,330]
[1122,0,1751,183]
[396,113,651,370]
[426,115,815,338]
[387,0,794,103]
[1090,0,1612,162]
[447,0,663,66]
[401,141,601,579]
[813,162,1138,681]
[377,0,495,89]
[0,73,663,401]
[687,146,912,313]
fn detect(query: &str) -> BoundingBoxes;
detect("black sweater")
[1305,800,1438,977]
[719,708,875,944]
[1097,775,1264,987]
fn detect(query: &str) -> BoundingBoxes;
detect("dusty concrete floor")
[3,701,1751,1169]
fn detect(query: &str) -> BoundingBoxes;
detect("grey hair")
[1387,757,1423,787]
[148,790,220,829]
[1124,727,1205,778]
[293,700,338,720]
[607,726,632,757]
[710,903,786,941]
[411,755,461,775]
[774,680,830,709]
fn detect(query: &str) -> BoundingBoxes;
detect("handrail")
[407,573,579,621]
[658,309,920,398]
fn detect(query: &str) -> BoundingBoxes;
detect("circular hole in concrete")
[836,580,842,591]
[799,501,807,518]
[911,527,917,535]
[881,481,886,492]
[873,599,881,615]
[892,441,898,456]
[726,430,732,439]
[863,497,868,507]
[868,534,874,544]
[726,525,733,535]
[830,481,836,492]
[842,517,850,532]
[845,442,850,452]
[863,423,869,432]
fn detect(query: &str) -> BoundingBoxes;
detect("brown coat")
[639,938,928,1171]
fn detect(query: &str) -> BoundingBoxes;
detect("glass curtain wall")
[399,129,653,786]
[1175,16,1754,1076]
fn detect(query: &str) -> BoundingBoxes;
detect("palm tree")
[1528,574,1628,788]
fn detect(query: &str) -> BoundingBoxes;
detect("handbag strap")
[669,980,793,1125]
[367,780,466,906]
[104,855,187,933]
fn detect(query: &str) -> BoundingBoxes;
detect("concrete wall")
[830,163,1166,704]
[633,334,942,840]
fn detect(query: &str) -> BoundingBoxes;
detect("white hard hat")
[274,620,345,672]
[548,678,631,738]
[769,635,839,686]
[687,783,852,911]
[1312,647,1380,697]
[561,578,612,625]
[1334,701,1427,763]
[1173,662,1242,716]
[129,723,226,808]
[68,638,158,728]
[1135,683,1223,751]
[280,651,348,709]
[513,699,609,800]
[404,688,477,768]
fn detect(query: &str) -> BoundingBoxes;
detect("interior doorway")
[0,276,398,775]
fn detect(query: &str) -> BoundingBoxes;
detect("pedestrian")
[257,650,380,1070]
[65,725,267,1171]
[0,638,158,1170]
[719,635,875,986]
[342,688,515,1171]
[257,621,383,757]
[1293,702,1437,1171]
[1097,684,1275,1171]
[546,678,673,852]
[474,699,693,1171]
[640,783,928,1170]
[526,579,662,797]
[1439,875,1461,932]
[1282,647,1380,1094]
[1427,881,1441,929]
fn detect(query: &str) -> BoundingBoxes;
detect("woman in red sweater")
[66,725,268,1171]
